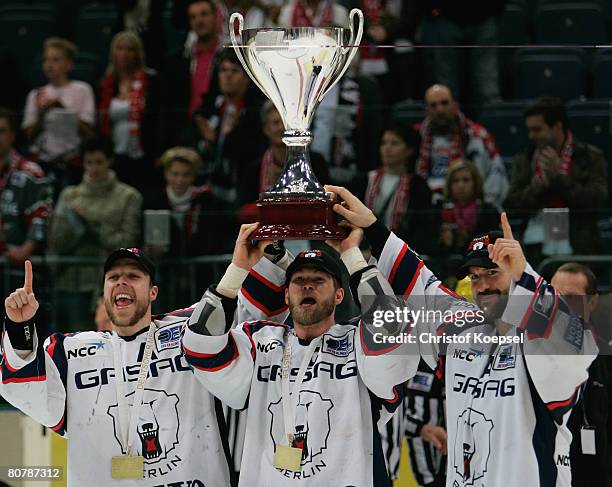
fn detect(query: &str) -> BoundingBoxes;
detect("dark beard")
[289,294,335,327]
[105,299,149,328]
[476,293,509,322]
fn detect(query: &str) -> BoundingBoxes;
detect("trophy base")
[252,195,349,240]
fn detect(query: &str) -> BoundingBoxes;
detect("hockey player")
[1,248,237,486]
[182,222,418,486]
[325,184,597,487]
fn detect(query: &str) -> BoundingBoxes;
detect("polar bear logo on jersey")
[453,408,493,485]
[108,388,180,464]
[268,390,334,466]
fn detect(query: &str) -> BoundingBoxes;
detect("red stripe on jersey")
[241,288,288,317]
[388,244,408,284]
[249,269,285,292]
[2,374,46,384]
[403,260,424,297]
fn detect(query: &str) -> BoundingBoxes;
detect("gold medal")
[273,444,303,472]
[111,455,144,479]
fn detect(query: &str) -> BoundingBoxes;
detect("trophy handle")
[319,8,364,101]
[229,12,267,95]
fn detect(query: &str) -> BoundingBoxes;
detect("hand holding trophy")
[230,9,364,240]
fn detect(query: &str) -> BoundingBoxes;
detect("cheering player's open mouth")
[299,297,317,309]
[114,292,134,310]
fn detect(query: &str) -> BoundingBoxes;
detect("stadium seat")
[567,99,612,162]
[478,101,530,159]
[0,14,54,74]
[534,3,606,45]
[514,49,586,100]
[0,3,55,16]
[592,49,612,98]
[75,4,118,62]
[391,100,425,129]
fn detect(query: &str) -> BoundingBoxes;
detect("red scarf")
[99,70,148,155]
[365,168,412,232]
[416,111,469,179]
[442,199,478,239]
[259,148,284,193]
[291,0,334,27]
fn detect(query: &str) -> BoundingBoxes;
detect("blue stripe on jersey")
[241,269,288,317]
[370,390,393,487]
[183,334,239,372]
[526,354,559,486]
[388,243,424,296]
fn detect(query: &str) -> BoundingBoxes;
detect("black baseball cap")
[104,248,156,284]
[286,250,344,285]
[455,231,503,280]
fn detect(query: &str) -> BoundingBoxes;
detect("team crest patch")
[321,331,354,357]
[155,325,181,352]
[533,283,556,318]
[492,344,516,370]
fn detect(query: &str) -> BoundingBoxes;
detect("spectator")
[22,37,95,198]
[436,158,499,256]
[144,146,232,256]
[360,123,434,255]
[417,0,504,108]
[194,49,267,204]
[0,107,52,275]
[99,30,162,194]
[238,100,329,207]
[49,135,142,331]
[504,97,608,262]
[551,263,612,487]
[310,64,384,190]
[279,0,349,27]
[162,0,221,147]
[114,0,167,70]
[416,84,508,208]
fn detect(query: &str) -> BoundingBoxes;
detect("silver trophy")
[230,9,364,239]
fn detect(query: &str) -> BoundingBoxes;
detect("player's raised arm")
[181,223,272,409]
[4,260,39,324]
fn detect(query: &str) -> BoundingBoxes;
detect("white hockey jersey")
[182,264,418,487]
[1,310,233,487]
[374,228,597,487]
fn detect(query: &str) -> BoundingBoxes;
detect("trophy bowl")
[230,9,364,240]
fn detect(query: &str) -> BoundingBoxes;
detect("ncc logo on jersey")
[257,338,283,353]
[67,340,107,359]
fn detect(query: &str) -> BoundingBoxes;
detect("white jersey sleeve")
[1,325,68,436]
[501,264,598,417]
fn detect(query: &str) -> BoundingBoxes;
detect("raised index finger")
[24,260,33,293]
[500,212,514,240]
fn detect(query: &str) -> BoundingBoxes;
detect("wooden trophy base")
[252,195,349,240]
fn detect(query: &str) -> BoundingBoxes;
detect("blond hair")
[444,158,484,201]
[160,147,202,175]
[44,37,77,61]
[106,31,145,75]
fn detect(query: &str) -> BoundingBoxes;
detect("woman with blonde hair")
[437,158,500,256]
[98,30,161,193]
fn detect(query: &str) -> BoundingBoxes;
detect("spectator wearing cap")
[49,135,142,331]
[416,84,508,209]
[193,49,267,205]
[22,37,95,197]
[359,123,434,256]
[504,97,608,263]
[98,31,162,194]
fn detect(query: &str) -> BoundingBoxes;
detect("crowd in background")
[0,0,611,331]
